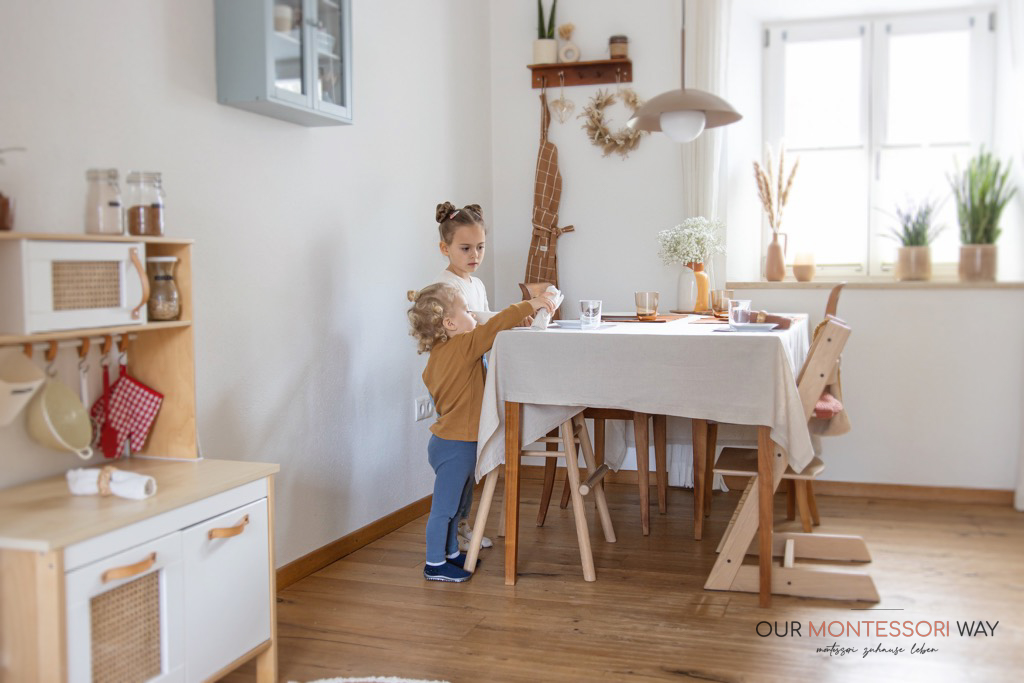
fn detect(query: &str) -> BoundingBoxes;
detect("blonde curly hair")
[407,283,460,354]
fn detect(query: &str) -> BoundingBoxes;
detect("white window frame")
[763,8,995,279]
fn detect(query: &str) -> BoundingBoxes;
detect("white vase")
[677,266,697,313]
[533,38,557,64]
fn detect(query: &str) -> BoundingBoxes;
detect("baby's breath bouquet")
[657,217,725,266]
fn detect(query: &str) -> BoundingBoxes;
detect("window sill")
[726,280,1024,290]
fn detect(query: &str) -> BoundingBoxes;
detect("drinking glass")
[634,291,659,321]
[728,299,751,326]
[579,300,602,330]
[710,289,734,317]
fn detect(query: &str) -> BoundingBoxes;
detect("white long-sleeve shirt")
[436,269,495,322]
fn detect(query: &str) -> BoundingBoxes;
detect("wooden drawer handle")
[102,552,157,583]
[129,247,150,320]
[209,514,249,540]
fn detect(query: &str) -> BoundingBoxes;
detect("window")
[763,10,995,277]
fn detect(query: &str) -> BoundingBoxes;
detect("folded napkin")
[531,285,564,330]
[67,465,157,500]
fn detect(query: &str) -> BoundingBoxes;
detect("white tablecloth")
[475,316,811,481]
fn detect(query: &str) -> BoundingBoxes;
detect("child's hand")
[529,292,556,315]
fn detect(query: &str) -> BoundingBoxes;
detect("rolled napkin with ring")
[747,310,793,330]
[531,285,565,330]
[66,465,157,501]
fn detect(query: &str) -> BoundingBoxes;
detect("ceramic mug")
[0,348,45,427]
[26,378,93,459]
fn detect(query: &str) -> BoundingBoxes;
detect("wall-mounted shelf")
[528,58,632,89]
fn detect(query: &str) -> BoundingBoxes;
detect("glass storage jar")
[125,171,165,237]
[85,168,124,235]
[609,35,629,59]
[145,256,180,321]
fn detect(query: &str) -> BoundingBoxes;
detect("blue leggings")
[426,435,476,564]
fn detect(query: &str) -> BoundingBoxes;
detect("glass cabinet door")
[271,0,306,104]
[311,0,351,119]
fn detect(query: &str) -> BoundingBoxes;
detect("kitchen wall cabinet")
[0,458,279,682]
[215,0,353,126]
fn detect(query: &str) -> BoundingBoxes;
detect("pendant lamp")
[628,15,741,142]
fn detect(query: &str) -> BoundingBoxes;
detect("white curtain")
[1006,0,1024,511]
[667,0,733,489]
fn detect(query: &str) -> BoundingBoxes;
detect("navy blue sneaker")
[423,562,471,583]
[446,552,480,570]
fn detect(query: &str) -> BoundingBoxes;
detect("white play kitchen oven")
[0,239,149,334]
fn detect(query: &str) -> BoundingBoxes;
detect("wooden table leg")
[692,418,708,540]
[632,412,650,536]
[703,421,718,518]
[757,426,774,608]
[654,414,667,514]
[504,401,522,586]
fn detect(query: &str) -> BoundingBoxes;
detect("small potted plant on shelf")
[949,148,1017,282]
[657,217,725,313]
[886,198,942,281]
[533,0,558,64]
[0,146,26,231]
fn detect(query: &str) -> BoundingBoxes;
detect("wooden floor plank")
[222,481,1024,683]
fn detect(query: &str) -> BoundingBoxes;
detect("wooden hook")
[78,337,91,359]
[117,335,130,355]
[100,335,113,356]
[45,340,59,363]
[23,343,33,359]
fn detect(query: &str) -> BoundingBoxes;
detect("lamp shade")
[628,88,742,135]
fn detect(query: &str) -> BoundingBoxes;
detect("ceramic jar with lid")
[126,171,165,237]
[609,35,629,59]
[145,256,180,321]
[85,168,124,235]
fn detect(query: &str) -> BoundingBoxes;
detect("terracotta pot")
[958,244,997,282]
[765,232,787,282]
[895,246,932,281]
[532,39,557,64]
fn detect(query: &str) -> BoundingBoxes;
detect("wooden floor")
[225,478,1024,683]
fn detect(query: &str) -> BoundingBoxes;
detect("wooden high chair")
[464,412,616,582]
[704,313,878,605]
[698,284,848,532]
[519,283,669,536]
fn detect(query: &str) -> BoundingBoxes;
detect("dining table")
[471,313,812,602]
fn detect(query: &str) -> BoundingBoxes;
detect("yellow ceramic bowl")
[26,379,93,459]
[0,348,45,426]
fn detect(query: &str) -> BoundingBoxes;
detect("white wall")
[0,0,492,566]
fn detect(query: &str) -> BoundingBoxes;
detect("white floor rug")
[295,677,451,683]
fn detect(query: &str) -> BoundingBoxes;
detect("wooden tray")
[602,314,688,323]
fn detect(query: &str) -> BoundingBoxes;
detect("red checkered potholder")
[90,364,164,458]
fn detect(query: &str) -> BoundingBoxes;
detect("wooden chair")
[520,283,668,536]
[465,412,616,582]
[704,311,878,604]
[700,283,847,532]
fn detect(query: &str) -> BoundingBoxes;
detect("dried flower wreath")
[579,88,647,159]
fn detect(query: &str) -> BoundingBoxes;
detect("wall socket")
[414,396,435,422]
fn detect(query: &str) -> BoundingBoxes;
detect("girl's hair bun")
[435,201,457,223]
[464,204,483,220]
[407,289,418,302]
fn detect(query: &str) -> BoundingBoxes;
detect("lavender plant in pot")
[533,0,558,64]
[949,149,1017,282]
[886,199,942,281]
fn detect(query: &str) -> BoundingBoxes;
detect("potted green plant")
[949,149,1017,281]
[657,217,725,312]
[0,146,26,231]
[533,0,558,64]
[886,199,942,281]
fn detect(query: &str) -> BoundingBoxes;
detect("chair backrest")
[519,282,553,300]
[795,316,850,422]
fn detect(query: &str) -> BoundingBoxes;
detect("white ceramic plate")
[729,322,778,332]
